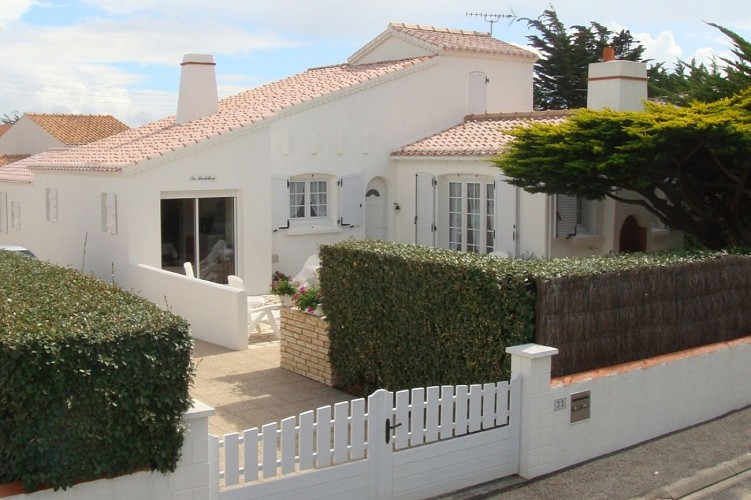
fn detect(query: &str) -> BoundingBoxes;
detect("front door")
[619,215,646,253]
[365,179,387,240]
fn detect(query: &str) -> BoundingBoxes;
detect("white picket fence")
[210,380,521,499]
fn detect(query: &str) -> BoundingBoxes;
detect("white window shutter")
[468,71,487,115]
[494,175,517,257]
[101,193,117,235]
[0,192,7,234]
[555,194,577,238]
[415,172,436,247]
[339,174,363,227]
[271,175,289,230]
[46,188,58,223]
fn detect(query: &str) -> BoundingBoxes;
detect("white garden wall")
[509,336,751,478]
[130,264,248,351]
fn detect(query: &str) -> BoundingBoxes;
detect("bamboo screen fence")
[535,255,751,377]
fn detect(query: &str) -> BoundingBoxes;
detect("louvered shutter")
[339,174,363,226]
[494,175,517,257]
[555,194,577,238]
[415,172,436,247]
[0,192,7,234]
[271,175,289,230]
[468,71,487,115]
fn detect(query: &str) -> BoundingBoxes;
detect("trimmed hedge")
[320,240,536,396]
[319,241,750,395]
[0,251,193,491]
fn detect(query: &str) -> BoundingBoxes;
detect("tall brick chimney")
[587,48,647,111]
[176,54,219,125]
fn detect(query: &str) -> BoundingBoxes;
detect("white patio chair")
[227,275,280,338]
[292,254,321,288]
[184,261,195,278]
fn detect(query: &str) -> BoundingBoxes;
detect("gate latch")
[385,418,402,443]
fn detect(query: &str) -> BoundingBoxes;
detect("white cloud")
[634,31,683,65]
[0,0,36,28]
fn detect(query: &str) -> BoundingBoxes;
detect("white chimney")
[587,48,648,111]
[176,54,219,125]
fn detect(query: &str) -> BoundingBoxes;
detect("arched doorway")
[365,178,387,240]
[619,215,646,253]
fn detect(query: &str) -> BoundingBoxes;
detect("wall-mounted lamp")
[394,203,401,212]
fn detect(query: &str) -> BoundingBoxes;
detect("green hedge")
[0,251,193,491]
[320,240,536,396]
[319,241,749,395]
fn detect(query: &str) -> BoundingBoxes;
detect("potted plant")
[293,286,324,316]
[270,271,298,306]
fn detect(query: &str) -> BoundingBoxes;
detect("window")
[160,196,236,284]
[289,177,328,220]
[576,198,597,235]
[448,179,495,253]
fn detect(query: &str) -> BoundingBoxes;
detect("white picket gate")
[210,379,521,500]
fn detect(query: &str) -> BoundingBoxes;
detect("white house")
[390,51,683,258]
[0,23,680,298]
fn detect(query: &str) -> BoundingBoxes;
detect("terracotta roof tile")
[389,23,536,60]
[19,57,433,174]
[26,114,129,145]
[0,155,33,183]
[392,110,572,157]
[0,124,10,137]
[349,23,536,64]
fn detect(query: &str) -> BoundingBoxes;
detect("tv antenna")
[465,12,515,36]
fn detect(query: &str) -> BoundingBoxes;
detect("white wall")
[7,401,215,500]
[0,116,62,155]
[508,337,751,478]
[130,264,249,351]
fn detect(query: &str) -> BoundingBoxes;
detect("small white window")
[289,176,328,220]
[576,198,597,235]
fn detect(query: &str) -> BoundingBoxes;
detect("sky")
[2,0,750,127]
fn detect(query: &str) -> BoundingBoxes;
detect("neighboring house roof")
[349,23,536,64]
[392,110,572,158]
[0,124,11,137]
[25,114,129,146]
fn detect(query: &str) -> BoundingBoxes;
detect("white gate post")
[367,389,394,499]
[506,343,558,479]
[167,399,216,500]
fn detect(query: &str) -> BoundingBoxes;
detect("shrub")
[0,252,193,491]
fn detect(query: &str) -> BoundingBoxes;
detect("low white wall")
[129,264,248,351]
[548,339,751,472]
[9,400,215,500]
[508,337,751,478]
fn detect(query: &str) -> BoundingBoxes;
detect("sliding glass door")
[160,196,236,283]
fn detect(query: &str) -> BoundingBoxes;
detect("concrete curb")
[642,453,751,499]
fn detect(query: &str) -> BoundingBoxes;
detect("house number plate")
[554,398,567,411]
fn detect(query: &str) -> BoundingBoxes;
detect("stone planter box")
[279,308,338,387]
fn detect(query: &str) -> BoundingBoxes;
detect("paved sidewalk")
[190,338,353,437]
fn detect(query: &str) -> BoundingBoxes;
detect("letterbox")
[570,390,591,423]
